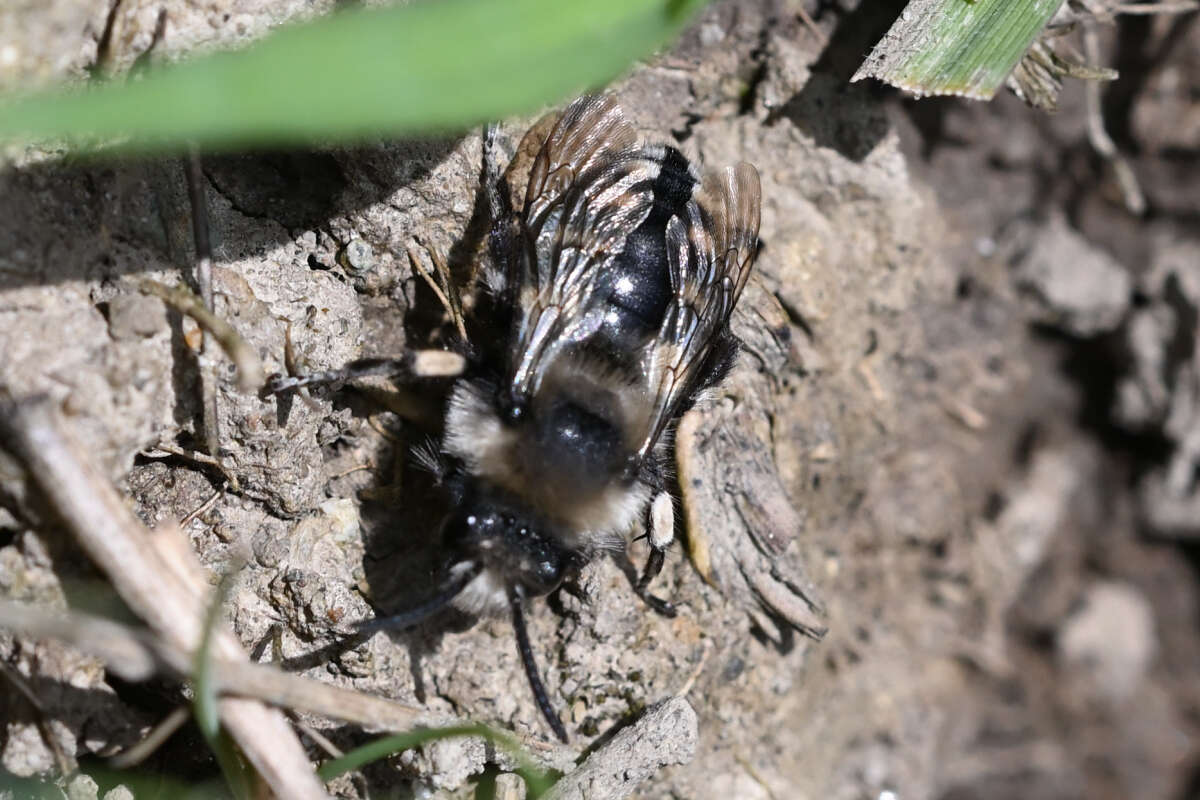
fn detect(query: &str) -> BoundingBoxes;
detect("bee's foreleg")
[482,122,508,223]
[264,351,465,395]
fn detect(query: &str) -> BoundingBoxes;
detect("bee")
[270,95,761,742]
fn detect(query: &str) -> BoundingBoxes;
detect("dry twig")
[0,393,327,800]
[1082,22,1147,214]
[0,659,75,775]
[141,441,241,493]
[138,278,265,393]
[0,599,427,733]
[183,148,223,456]
[109,706,192,769]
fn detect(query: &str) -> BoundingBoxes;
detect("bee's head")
[441,503,571,598]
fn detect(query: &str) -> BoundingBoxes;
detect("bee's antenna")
[508,587,569,744]
[356,563,482,636]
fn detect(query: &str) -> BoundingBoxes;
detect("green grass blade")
[852,0,1066,100]
[192,571,253,800]
[192,577,224,741]
[317,723,558,797]
[0,0,706,153]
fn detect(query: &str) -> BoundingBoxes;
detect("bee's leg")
[635,491,678,618]
[482,122,521,306]
[265,351,465,395]
[509,587,569,743]
[356,563,482,636]
[482,122,507,223]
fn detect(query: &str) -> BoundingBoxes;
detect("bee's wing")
[635,163,762,460]
[507,95,658,398]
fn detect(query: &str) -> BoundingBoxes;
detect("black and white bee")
[270,95,761,742]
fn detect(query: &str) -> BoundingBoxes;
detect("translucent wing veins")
[504,95,762,463]
[637,163,762,459]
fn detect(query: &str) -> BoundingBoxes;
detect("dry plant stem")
[185,151,214,318]
[0,598,575,758]
[406,243,468,341]
[281,320,324,411]
[0,601,158,681]
[0,599,426,732]
[89,0,124,78]
[110,705,192,768]
[138,278,265,393]
[796,5,828,46]
[747,567,828,639]
[0,397,328,800]
[1109,1,1198,12]
[0,654,49,709]
[184,148,221,456]
[0,660,75,776]
[426,246,468,341]
[216,651,426,732]
[296,721,345,759]
[1082,23,1146,214]
[1056,1,1199,23]
[142,441,241,493]
[180,485,225,527]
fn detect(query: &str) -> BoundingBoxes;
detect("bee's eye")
[443,509,491,554]
[497,389,527,424]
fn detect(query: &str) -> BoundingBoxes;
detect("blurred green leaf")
[0,0,707,153]
[192,575,225,741]
[317,723,558,797]
[1,768,229,800]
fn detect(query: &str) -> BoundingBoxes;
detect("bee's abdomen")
[599,146,697,344]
